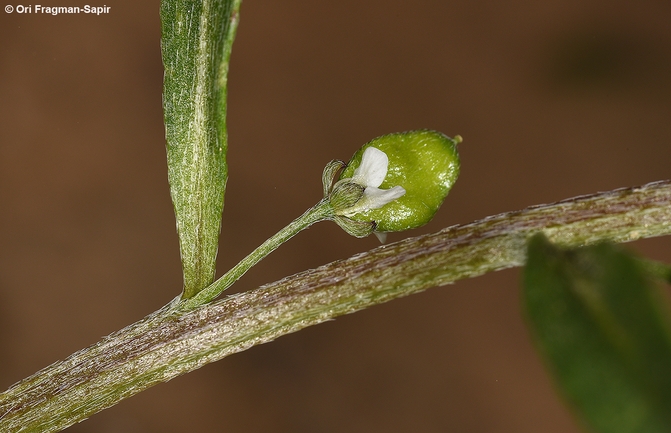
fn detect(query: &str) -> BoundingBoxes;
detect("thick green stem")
[1,181,670,433]
[182,199,333,309]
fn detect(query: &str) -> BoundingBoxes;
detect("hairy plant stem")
[1,181,670,433]
[182,199,333,309]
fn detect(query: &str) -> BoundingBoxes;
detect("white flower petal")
[338,186,406,217]
[352,147,388,188]
[373,232,388,243]
[335,147,405,218]
[359,185,406,210]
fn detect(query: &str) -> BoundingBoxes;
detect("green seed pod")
[338,130,461,233]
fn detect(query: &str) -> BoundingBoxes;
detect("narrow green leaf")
[160,0,242,299]
[523,234,671,433]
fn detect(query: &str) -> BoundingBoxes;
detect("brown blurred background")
[1,1,670,432]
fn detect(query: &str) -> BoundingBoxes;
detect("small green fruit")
[339,130,460,232]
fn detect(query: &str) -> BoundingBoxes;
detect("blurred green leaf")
[523,234,671,433]
[637,258,671,285]
[160,0,241,299]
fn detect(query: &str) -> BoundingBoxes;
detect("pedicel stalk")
[181,129,461,310]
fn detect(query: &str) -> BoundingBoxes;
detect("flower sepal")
[322,159,346,198]
[333,215,376,238]
[329,180,365,212]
